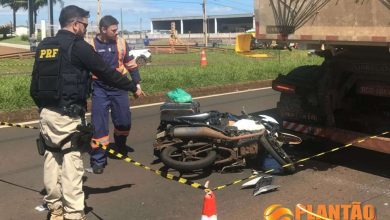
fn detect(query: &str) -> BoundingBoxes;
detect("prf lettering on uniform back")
[39,48,59,58]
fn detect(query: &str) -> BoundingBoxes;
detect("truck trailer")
[254,0,390,153]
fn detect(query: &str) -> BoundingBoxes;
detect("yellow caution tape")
[0,121,39,129]
[211,131,389,191]
[2,121,388,193]
[92,140,208,191]
[1,121,209,191]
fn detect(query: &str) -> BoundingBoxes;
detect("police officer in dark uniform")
[30,5,141,220]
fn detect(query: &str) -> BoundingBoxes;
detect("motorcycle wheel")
[259,134,296,174]
[160,144,217,172]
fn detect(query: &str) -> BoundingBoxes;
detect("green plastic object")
[166,88,193,103]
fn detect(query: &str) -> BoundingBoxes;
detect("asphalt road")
[0,88,389,220]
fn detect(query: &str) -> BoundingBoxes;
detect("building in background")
[150,13,254,34]
[15,26,28,36]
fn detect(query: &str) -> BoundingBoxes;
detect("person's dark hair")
[99,15,119,31]
[59,5,90,28]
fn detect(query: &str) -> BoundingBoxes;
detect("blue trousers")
[90,85,131,167]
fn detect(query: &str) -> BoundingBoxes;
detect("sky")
[0,0,254,31]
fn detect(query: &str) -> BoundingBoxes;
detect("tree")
[0,0,64,33]
[0,24,12,38]
[0,0,28,32]
[32,0,64,26]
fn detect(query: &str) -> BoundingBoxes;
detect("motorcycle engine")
[239,138,259,158]
[225,126,239,136]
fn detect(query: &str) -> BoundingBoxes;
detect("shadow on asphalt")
[291,140,390,178]
[0,178,42,193]
[83,184,134,199]
[83,183,134,219]
[158,165,213,181]
[252,109,390,178]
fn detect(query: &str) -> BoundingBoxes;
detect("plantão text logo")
[264,202,376,220]
[264,204,294,220]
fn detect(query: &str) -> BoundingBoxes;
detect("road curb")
[0,80,272,123]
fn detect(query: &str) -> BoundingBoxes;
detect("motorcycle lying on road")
[153,105,302,173]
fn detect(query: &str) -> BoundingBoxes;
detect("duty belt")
[61,104,86,118]
[44,144,76,154]
[37,104,91,155]
[45,104,85,118]
[37,122,93,155]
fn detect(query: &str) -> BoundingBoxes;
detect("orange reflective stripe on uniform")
[118,37,137,71]
[90,36,129,79]
[116,38,123,67]
[124,59,138,71]
[114,128,130,136]
[115,37,129,75]
[91,135,109,149]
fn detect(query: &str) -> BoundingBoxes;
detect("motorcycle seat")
[175,112,211,121]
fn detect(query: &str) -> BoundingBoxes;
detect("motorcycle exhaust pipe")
[171,127,264,140]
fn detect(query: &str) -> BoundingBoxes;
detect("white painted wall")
[15,26,28,36]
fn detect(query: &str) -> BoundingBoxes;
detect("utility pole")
[120,8,123,37]
[97,0,101,24]
[202,0,208,46]
[48,0,54,37]
[139,17,142,39]
[28,0,34,37]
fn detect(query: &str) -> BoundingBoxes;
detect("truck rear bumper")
[283,121,390,154]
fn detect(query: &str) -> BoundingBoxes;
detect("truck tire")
[277,65,325,124]
[285,65,322,79]
[160,145,217,171]
[277,93,304,121]
[280,65,323,90]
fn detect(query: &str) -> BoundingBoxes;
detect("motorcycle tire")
[259,135,296,174]
[160,146,217,172]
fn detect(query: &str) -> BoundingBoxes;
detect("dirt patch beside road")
[0,46,28,55]
[0,80,272,123]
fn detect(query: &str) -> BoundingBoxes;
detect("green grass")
[0,59,34,74]
[0,75,33,111]
[0,49,323,112]
[141,50,322,93]
[0,36,29,45]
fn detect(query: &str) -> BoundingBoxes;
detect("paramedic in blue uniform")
[89,15,144,174]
